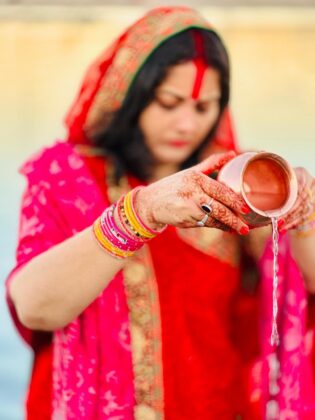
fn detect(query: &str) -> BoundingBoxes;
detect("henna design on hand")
[199,174,249,215]
[280,168,315,231]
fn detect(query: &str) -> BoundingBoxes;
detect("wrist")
[134,186,167,232]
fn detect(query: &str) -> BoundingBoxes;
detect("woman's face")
[139,61,221,171]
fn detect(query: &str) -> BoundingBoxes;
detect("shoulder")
[18,141,109,228]
[19,140,84,185]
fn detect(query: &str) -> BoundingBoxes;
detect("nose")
[174,104,198,137]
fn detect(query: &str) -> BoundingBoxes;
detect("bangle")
[130,187,167,235]
[292,211,315,238]
[123,187,167,239]
[115,195,137,240]
[93,216,134,259]
[117,195,146,240]
[124,191,155,239]
[101,204,143,251]
[93,188,167,259]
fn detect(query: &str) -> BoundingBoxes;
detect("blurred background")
[1,1,314,418]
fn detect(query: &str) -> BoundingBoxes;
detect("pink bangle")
[94,189,167,259]
[106,205,143,250]
[93,216,134,259]
[115,195,142,240]
[100,205,143,252]
[100,211,127,250]
[100,208,128,250]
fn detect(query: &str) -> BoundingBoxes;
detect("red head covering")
[65,6,238,152]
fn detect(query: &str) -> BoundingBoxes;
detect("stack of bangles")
[293,211,315,238]
[93,186,167,259]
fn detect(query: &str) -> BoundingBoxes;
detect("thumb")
[195,151,236,175]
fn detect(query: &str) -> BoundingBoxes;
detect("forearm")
[9,153,252,332]
[289,231,315,293]
[9,226,125,331]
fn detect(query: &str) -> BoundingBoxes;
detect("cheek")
[199,108,220,137]
[139,109,153,137]
[139,109,161,149]
[139,106,169,142]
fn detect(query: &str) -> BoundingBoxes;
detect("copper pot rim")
[240,152,298,218]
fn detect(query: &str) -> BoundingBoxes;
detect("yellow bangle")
[306,211,315,223]
[292,211,315,238]
[123,192,155,239]
[93,218,134,258]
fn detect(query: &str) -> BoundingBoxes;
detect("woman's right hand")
[135,151,250,235]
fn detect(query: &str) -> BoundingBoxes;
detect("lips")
[168,140,189,148]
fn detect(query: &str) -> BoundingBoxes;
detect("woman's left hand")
[278,167,315,232]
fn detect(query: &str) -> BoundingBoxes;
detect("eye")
[158,101,177,110]
[196,102,210,113]
[196,99,219,114]
[155,94,180,110]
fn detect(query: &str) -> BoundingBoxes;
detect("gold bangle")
[306,211,315,223]
[93,218,134,258]
[292,227,315,238]
[124,192,154,239]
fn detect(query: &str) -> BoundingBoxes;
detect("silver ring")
[201,198,214,215]
[196,214,209,227]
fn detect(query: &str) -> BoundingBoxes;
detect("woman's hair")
[93,28,230,183]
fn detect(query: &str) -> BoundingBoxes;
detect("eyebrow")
[157,88,221,103]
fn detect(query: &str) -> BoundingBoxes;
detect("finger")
[284,219,300,231]
[280,201,308,231]
[198,175,251,216]
[281,210,309,232]
[192,213,231,232]
[194,199,249,235]
[195,151,236,176]
[294,167,308,187]
[192,211,233,232]
[278,169,314,232]
[205,217,232,232]
[283,184,311,225]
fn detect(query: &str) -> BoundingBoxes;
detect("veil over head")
[65,6,237,152]
[7,7,315,419]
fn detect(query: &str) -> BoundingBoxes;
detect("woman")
[6,6,315,419]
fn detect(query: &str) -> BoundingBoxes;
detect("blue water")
[0,155,32,419]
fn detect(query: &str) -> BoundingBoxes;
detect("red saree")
[6,6,315,419]
[7,143,255,418]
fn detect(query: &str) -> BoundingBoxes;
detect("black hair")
[93,28,230,183]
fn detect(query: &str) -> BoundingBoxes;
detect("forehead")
[157,61,220,98]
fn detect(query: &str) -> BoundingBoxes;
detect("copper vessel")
[217,152,298,227]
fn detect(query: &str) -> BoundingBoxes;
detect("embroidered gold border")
[123,248,164,419]
[86,8,212,138]
[106,163,242,419]
[107,170,165,419]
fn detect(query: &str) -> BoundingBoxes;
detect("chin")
[154,151,193,166]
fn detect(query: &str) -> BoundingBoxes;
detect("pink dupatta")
[18,142,135,418]
[8,139,315,419]
[15,141,315,419]
[6,6,315,419]
[257,235,315,419]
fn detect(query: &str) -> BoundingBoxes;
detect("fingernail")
[241,204,251,214]
[240,226,250,235]
[280,228,287,235]
[277,219,285,228]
